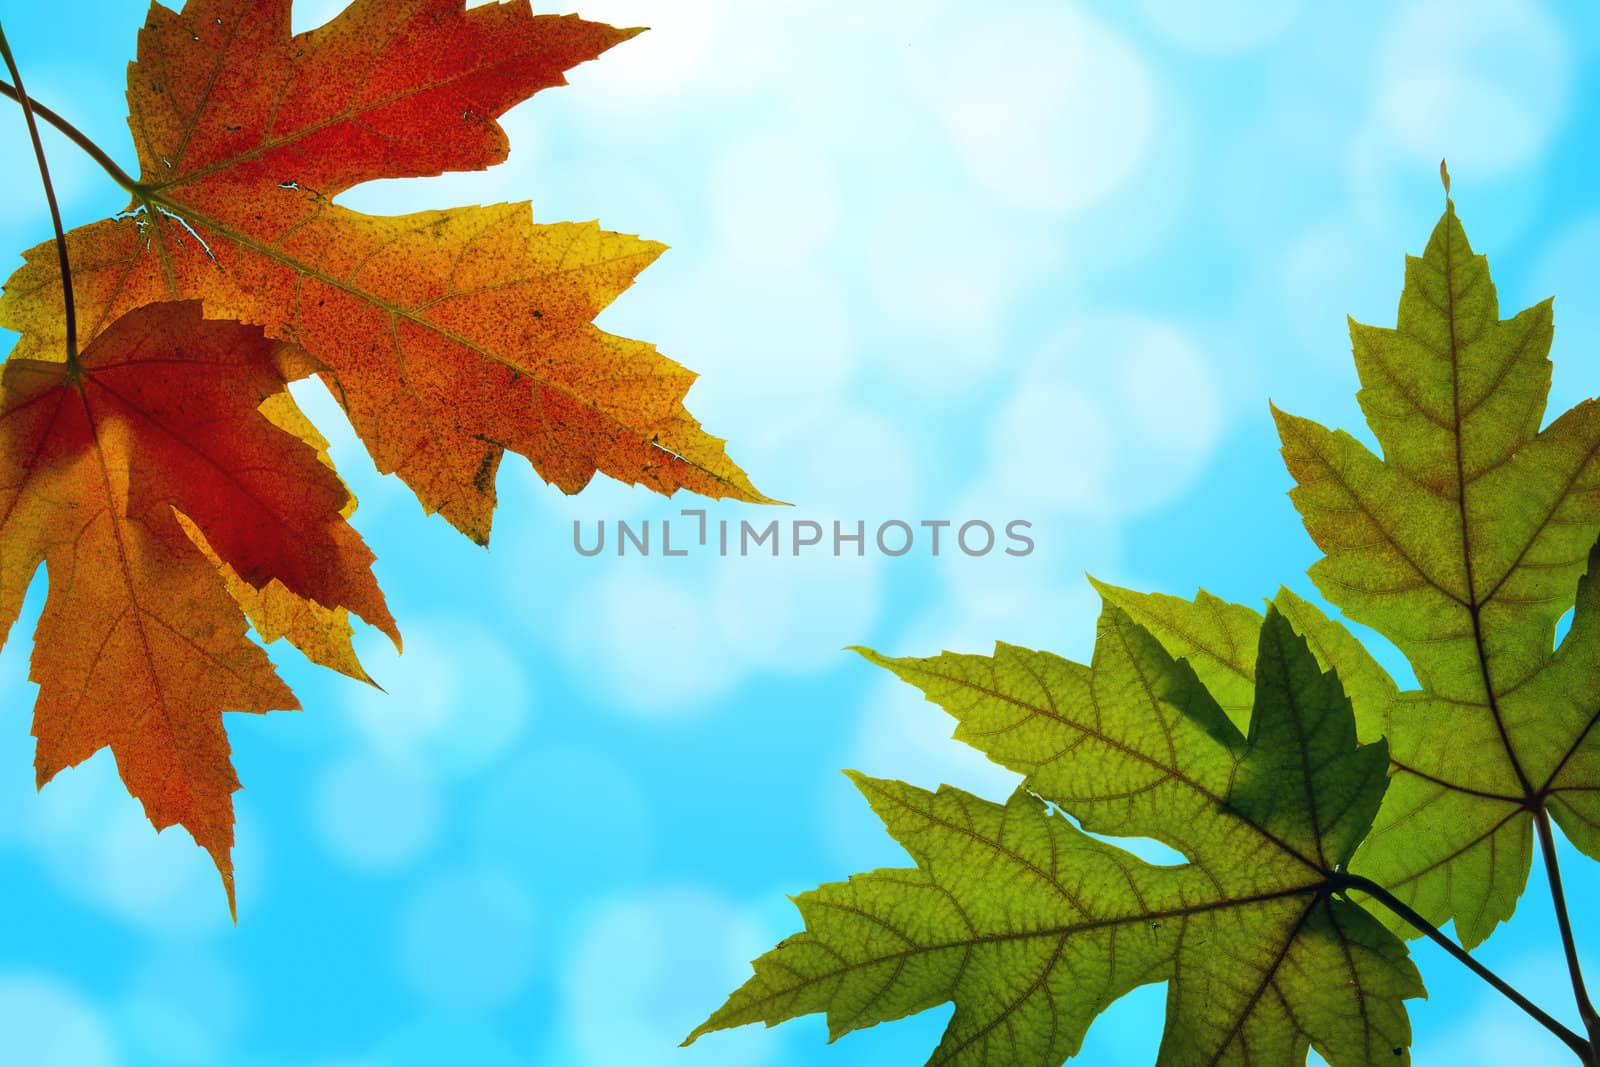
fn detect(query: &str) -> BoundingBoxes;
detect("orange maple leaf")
[0,0,771,546]
[0,301,396,913]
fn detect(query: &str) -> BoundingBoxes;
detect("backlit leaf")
[0,301,395,910]
[1273,198,1600,948]
[0,0,770,905]
[0,0,769,544]
[690,606,1422,1065]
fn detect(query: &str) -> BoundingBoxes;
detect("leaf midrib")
[141,6,535,196]
[69,383,216,820]
[1437,207,1536,799]
[885,655,1324,874]
[718,881,1325,1024]
[109,195,756,502]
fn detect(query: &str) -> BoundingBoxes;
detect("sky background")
[1,0,1599,1064]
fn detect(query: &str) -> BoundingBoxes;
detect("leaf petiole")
[0,30,81,365]
[1337,871,1594,1063]
[0,77,141,194]
[1535,810,1600,1061]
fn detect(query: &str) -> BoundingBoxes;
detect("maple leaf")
[177,389,379,683]
[0,0,771,549]
[0,300,396,911]
[689,605,1423,1065]
[1268,196,1600,949]
[1090,579,1400,744]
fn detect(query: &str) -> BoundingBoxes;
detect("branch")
[0,26,81,361]
[0,77,141,193]
[1536,810,1600,1059]
[1339,872,1593,1064]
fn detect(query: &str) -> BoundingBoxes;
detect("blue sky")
[1,0,1599,1064]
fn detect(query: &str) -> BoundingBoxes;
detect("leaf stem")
[1338,872,1593,1063]
[0,28,81,363]
[0,77,141,194]
[1535,809,1600,1059]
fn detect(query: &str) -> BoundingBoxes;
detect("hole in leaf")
[154,206,218,264]
[1039,797,1188,867]
[1335,611,1419,691]
[1555,605,1575,647]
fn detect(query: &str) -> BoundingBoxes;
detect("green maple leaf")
[1083,580,1402,739]
[1266,196,1600,949]
[1089,581,1402,750]
[688,605,1423,1065]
